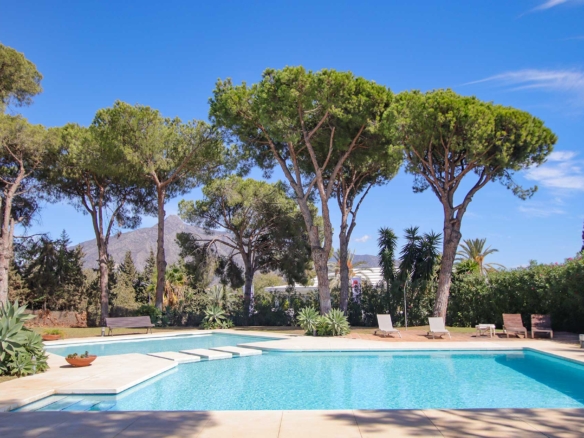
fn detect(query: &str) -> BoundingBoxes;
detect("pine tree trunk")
[0,171,23,306]
[0,215,11,306]
[313,246,332,314]
[339,229,350,313]
[242,266,254,326]
[155,187,166,310]
[296,200,332,315]
[98,238,109,326]
[433,213,462,319]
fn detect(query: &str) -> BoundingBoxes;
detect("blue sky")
[1,0,583,267]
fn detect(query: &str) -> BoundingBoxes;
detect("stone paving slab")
[147,351,202,363]
[354,410,442,437]
[180,348,233,360]
[210,346,262,356]
[1,409,583,438]
[0,353,176,412]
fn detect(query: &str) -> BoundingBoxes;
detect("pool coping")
[2,330,583,413]
[43,328,291,348]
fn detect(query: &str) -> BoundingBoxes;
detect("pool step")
[180,348,232,360]
[210,346,262,356]
[15,396,68,412]
[147,351,202,363]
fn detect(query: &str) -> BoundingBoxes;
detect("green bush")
[0,301,49,377]
[43,328,65,337]
[249,290,318,326]
[448,255,584,332]
[136,304,162,325]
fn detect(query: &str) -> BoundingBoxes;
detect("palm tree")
[328,248,372,287]
[205,284,238,312]
[456,238,504,275]
[378,227,397,284]
[399,227,441,283]
[164,264,187,306]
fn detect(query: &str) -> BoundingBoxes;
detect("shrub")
[447,255,584,332]
[136,304,162,325]
[317,308,350,336]
[297,307,320,335]
[201,305,234,329]
[43,329,65,337]
[0,301,49,377]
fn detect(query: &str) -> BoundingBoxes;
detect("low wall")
[24,310,87,328]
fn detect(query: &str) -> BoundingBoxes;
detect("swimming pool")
[44,333,273,357]
[17,349,584,411]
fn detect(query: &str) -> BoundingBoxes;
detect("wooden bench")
[105,316,154,336]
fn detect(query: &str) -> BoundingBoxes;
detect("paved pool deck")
[1,329,583,437]
[1,408,584,437]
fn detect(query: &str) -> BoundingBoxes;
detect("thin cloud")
[525,151,584,191]
[525,0,583,14]
[354,235,371,243]
[465,69,584,105]
[547,151,577,161]
[518,205,566,217]
[532,0,569,11]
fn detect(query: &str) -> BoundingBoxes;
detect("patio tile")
[0,412,68,437]
[423,409,545,437]
[36,412,139,438]
[197,410,282,438]
[515,408,584,438]
[354,409,442,437]
[279,410,361,438]
[115,411,212,438]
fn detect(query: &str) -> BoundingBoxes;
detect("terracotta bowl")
[65,355,97,367]
[42,334,62,341]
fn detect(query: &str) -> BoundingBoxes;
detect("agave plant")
[0,301,34,363]
[0,301,48,377]
[201,304,230,329]
[296,307,320,335]
[317,309,351,337]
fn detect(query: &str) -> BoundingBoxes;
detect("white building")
[265,267,383,294]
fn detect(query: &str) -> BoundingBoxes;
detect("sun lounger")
[531,314,553,339]
[427,317,451,339]
[502,313,527,338]
[374,315,401,338]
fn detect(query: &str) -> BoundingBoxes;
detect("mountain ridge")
[76,215,381,270]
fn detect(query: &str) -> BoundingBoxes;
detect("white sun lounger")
[374,314,401,338]
[427,317,451,339]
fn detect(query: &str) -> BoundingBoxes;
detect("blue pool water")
[18,350,584,411]
[44,333,271,357]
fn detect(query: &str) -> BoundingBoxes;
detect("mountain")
[351,254,380,268]
[76,215,232,270]
[76,214,383,271]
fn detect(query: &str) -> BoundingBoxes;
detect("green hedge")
[448,255,584,332]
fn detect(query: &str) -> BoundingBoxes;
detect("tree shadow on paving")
[0,411,215,438]
[424,408,584,437]
[326,410,442,437]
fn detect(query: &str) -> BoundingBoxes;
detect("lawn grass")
[32,324,477,341]
[0,375,17,384]
[32,326,199,339]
